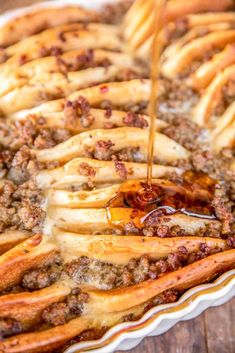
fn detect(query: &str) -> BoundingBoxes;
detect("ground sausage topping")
[0,180,45,233]
[62,246,222,290]
[0,318,22,339]
[41,288,89,326]
[21,253,62,290]
[22,264,61,291]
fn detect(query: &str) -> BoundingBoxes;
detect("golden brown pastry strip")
[188,44,235,89]
[0,235,227,336]
[0,230,30,255]
[0,235,58,292]
[0,66,126,114]
[12,108,167,134]
[35,127,189,164]
[0,6,99,47]
[1,250,231,353]
[87,249,235,313]
[0,49,138,97]
[163,22,235,62]
[124,0,234,50]
[185,12,235,27]
[0,315,91,353]
[36,158,181,189]
[213,101,235,136]
[213,120,235,152]
[18,79,150,118]
[0,282,71,328]
[0,23,121,75]
[0,307,149,353]
[162,30,235,78]
[193,64,235,125]
[48,207,219,235]
[55,230,228,265]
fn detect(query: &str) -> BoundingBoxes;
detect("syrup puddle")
[106,173,217,230]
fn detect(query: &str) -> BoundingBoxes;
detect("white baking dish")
[0,1,234,352]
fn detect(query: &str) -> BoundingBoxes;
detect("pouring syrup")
[106,0,217,231]
[147,0,167,189]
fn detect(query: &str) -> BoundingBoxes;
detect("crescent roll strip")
[0,230,30,255]
[47,176,210,208]
[0,282,71,327]
[0,23,121,75]
[0,235,227,296]
[0,65,129,114]
[0,250,218,343]
[185,12,235,27]
[127,10,157,51]
[193,64,235,126]
[62,79,151,111]
[54,230,228,265]
[0,235,58,292]
[0,49,138,97]
[135,34,153,58]
[35,127,189,164]
[213,101,235,137]
[5,23,120,57]
[163,22,234,61]
[13,79,150,118]
[0,315,91,353]
[0,234,227,328]
[213,120,235,152]
[87,249,235,313]
[162,30,235,79]
[11,108,167,134]
[48,207,219,235]
[124,0,234,47]
[124,0,153,40]
[1,246,233,353]
[165,0,234,21]
[47,184,120,208]
[36,158,181,189]
[188,44,235,89]
[124,0,155,50]
[0,6,98,47]
[0,233,226,317]
[0,308,148,353]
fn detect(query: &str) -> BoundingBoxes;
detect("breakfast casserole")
[0,0,234,352]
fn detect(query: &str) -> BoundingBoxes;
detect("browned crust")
[55,231,228,264]
[0,231,30,255]
[88,250,235,312]
[0,283,70,328]
[0,316,91,353]
[0,235,58,291]
[0,250,234,353]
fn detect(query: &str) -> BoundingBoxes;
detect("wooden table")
[1,1,235,352]
[117,300,235,353]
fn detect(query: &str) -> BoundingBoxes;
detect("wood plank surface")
[116,299,235,353]
[0,1,234,353]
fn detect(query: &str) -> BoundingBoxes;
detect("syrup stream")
[147,0,167,188]
[106,1,217,230]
